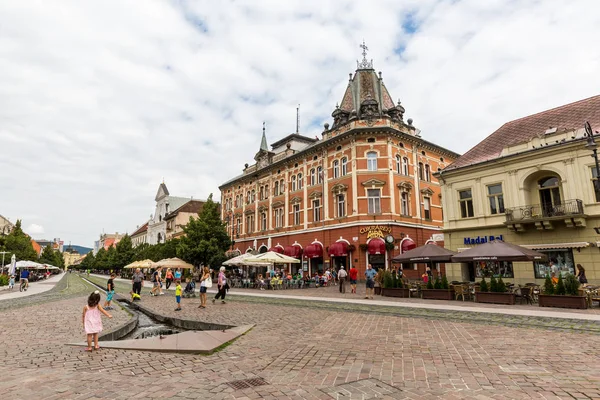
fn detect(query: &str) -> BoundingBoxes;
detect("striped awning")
[521,242,590,250]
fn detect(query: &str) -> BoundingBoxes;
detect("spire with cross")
[357,40,373,70]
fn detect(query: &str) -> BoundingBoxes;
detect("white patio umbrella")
[153,257,194,269]
[42,264,60,270]
[245,251,301,264]
[15,260,44,269]
[223,252,271,267]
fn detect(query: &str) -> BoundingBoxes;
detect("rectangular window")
[487,184,505,215]
[312,199,321,222]
[341,158,347,175]
[336,194,345,217]
[236,218,241,235]
[418,163,424,180]
[592,167,600,202]
[310,169,316,186]
[402,157,409,175]
[367,189,381,214]
[261,212,267,231]
[246,215,253,233]
[259,186,264,201]
[423,197,431,220]
[474,261,514,278]
[333,161,340,178]
[274,208,283,228]
[459,189,474,218]
[317,167,323,184]
[401,192,409,215]
[293,204,301,225]
[533,249,575,278]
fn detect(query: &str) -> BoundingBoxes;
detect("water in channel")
[118,301,183,340]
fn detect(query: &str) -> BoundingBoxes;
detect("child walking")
[174,280,182,311]
[8,275,15,290]
[82,291,112,351]
[103,273,115,310]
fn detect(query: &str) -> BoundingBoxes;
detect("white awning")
[521,242,590,250]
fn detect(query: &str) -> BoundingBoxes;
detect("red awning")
[269,246,284,254]
[367,238,386,255]
[329,241,349,257]
[284,245,302,258]
[304,243,323,258]
[401,238,417,253]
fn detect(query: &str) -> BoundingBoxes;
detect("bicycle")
[19,278,28,292]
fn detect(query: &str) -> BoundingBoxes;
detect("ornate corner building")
[219,51,459,278]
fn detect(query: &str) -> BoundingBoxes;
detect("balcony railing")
[505,199,584,222]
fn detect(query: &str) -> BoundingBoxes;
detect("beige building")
[440,95,600,285]
[63,251,84,268]
[131,222,148,247]
[0,214,14,236]
[164,200,205,240]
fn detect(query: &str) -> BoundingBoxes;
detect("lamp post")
[0,251,8,274]
[225,212,235,250]
[584,121,600,194]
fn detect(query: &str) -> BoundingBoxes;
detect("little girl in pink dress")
[83,291,112,351]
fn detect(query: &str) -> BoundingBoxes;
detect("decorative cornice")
[330,183,349,193]
[397,181,413,191]
[271,200,284,209]
[258,205,268,212]
[290,196,302,204]
[244,208,255,216]
[361,178,386,187]
[420,187,434,196]
[308,191,323,199]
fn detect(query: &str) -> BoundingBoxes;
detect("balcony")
[504,199,586,232]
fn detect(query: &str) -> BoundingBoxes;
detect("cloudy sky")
[2,0,599,246]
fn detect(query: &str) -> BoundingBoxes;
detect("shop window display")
[533,249,574,279]
[475,261,514,278]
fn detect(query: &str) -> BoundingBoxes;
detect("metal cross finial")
[360,40,368,59]
[357,40,373,69]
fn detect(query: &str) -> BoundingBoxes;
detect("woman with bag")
[198,267,211,309]
[577,264,588,286]
[212,266,228,304]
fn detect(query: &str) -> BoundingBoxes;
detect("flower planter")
[374,286,382,295]
[475,292,516,305]
[421,289,454,300]
[381,287,410,298]
[538,294,588,309]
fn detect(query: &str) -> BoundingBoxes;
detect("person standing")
[174,268,182,282]
[82,291,112,351]
[338,267,347,293]
[103,273,115,310]
[174,280,182,311]
[577,264,588,286]
[131,268,144,296]
[348,265,358,294]
[198,267,211,308]
[212,266,228,304]
[365,264,376,299]
[151,267,163,296]
[165,268,174,290]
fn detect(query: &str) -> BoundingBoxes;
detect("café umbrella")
[153,257,194,269]
[223,252,271,267]
[451,240,547,263]
[392,243,457,263]
[244,251,302,264]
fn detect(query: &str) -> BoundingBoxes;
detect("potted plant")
[422,274,454,300]
[539,274,587,309]
[381,270,410,298]
[475,276,516,305]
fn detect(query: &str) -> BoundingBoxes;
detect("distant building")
[63,250,84,268]
[93,233,125,254]
[165,200,205,240]
[0,214,14,235]
[131,222,148,247]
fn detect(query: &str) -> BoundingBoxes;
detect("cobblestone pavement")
[0,274,599,399]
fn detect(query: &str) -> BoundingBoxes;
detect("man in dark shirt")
[131,268,145,296]
[20,268,30,290]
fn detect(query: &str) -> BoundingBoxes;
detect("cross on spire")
[357,40,373,70]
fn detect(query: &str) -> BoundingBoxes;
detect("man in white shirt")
[338,267,348,293]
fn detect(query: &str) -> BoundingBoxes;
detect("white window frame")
[261,211,267,231]
[341,157,347,175]
[396,155,401,174]
[425,165,431,182]
[487,184,505,215]
[293,204,301,225]
[333,160,340,178]
[367,152,377,171]
[310,169,316,186]
[402,157,409,175]
[312,198,321,222]
[423,196,431,220]
[336,193,346,217]
[367,189,381,214]
[297,173,303,190]
[291,176,296,191]
[401,192,409,215]
[317,166,323,184]
[459,189,474,218]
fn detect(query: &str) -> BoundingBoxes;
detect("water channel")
[118,300,185,340]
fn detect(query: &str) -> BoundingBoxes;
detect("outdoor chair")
[454,285,469,301]
[516,285,534,305]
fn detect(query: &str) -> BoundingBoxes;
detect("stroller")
[182,280,196,298]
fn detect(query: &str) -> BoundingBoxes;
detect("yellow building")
[440,95,600,285]
[63,251,84,268]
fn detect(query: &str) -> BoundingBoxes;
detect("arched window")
[279,179,285,194]
[402,157,409,175]
[310,168,316,185]
[274,181,279,196]
[247,191,251,204]
[333,160,340,178]
[418,162,424,180]
[251,190,255,202]
[317,166,323,184]
[395,155,401,174]
[425,164,431,182]
[291,175,296,191]
[367,152,377,171]
[341,157,347,175]
[265,184,269,198]
[297,173,303,190]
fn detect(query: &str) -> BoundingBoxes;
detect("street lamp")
[584,121,600,194]
[225,212,235,250]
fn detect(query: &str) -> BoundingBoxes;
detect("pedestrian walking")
[349,265,358,294]
[102,273,115,310]
[174,268,182,281]
[174,280,182,311]
[212,266,228,304]
[8,275,15,290]
[82,291,112,352]
[365,264,376,299]
[198,267,211,308]
[165,268,174,290]
[577,264,588,286]
[150,267,163,296]
[131,268,144,296]
[338,267,347,293]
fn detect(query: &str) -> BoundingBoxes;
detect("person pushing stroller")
[182,277,196,298]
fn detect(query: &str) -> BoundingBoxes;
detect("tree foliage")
[0,220,38,261]
[177,194,231,268]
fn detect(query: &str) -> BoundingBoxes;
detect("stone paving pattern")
[0,274,599,399]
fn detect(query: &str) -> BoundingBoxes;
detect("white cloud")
[26,224,45,236]
[1,0,600,245]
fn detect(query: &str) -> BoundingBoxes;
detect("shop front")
[284,243,303,275]
[366,238,386,271]
[304,242,324,276]
[329,241,349,272]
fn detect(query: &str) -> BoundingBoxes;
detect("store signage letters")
[359,225,392,239]
[463,235,503,245]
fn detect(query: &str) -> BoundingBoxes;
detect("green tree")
[479,278,489,292]
[177,194,231,268]
[543,275,554,295]
[113,234,134,268]
[0,220,38,261]
[106,245,117,269]
[39,245,57,265]
[94,247,108,270]
[555,274,566,295]
[79,251,95,270]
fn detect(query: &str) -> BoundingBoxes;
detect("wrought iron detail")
[357,40,373,69]
[505,199,584,222]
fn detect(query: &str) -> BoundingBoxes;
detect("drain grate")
[227,377,269,390]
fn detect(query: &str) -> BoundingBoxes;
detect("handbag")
[204,276,213,288]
